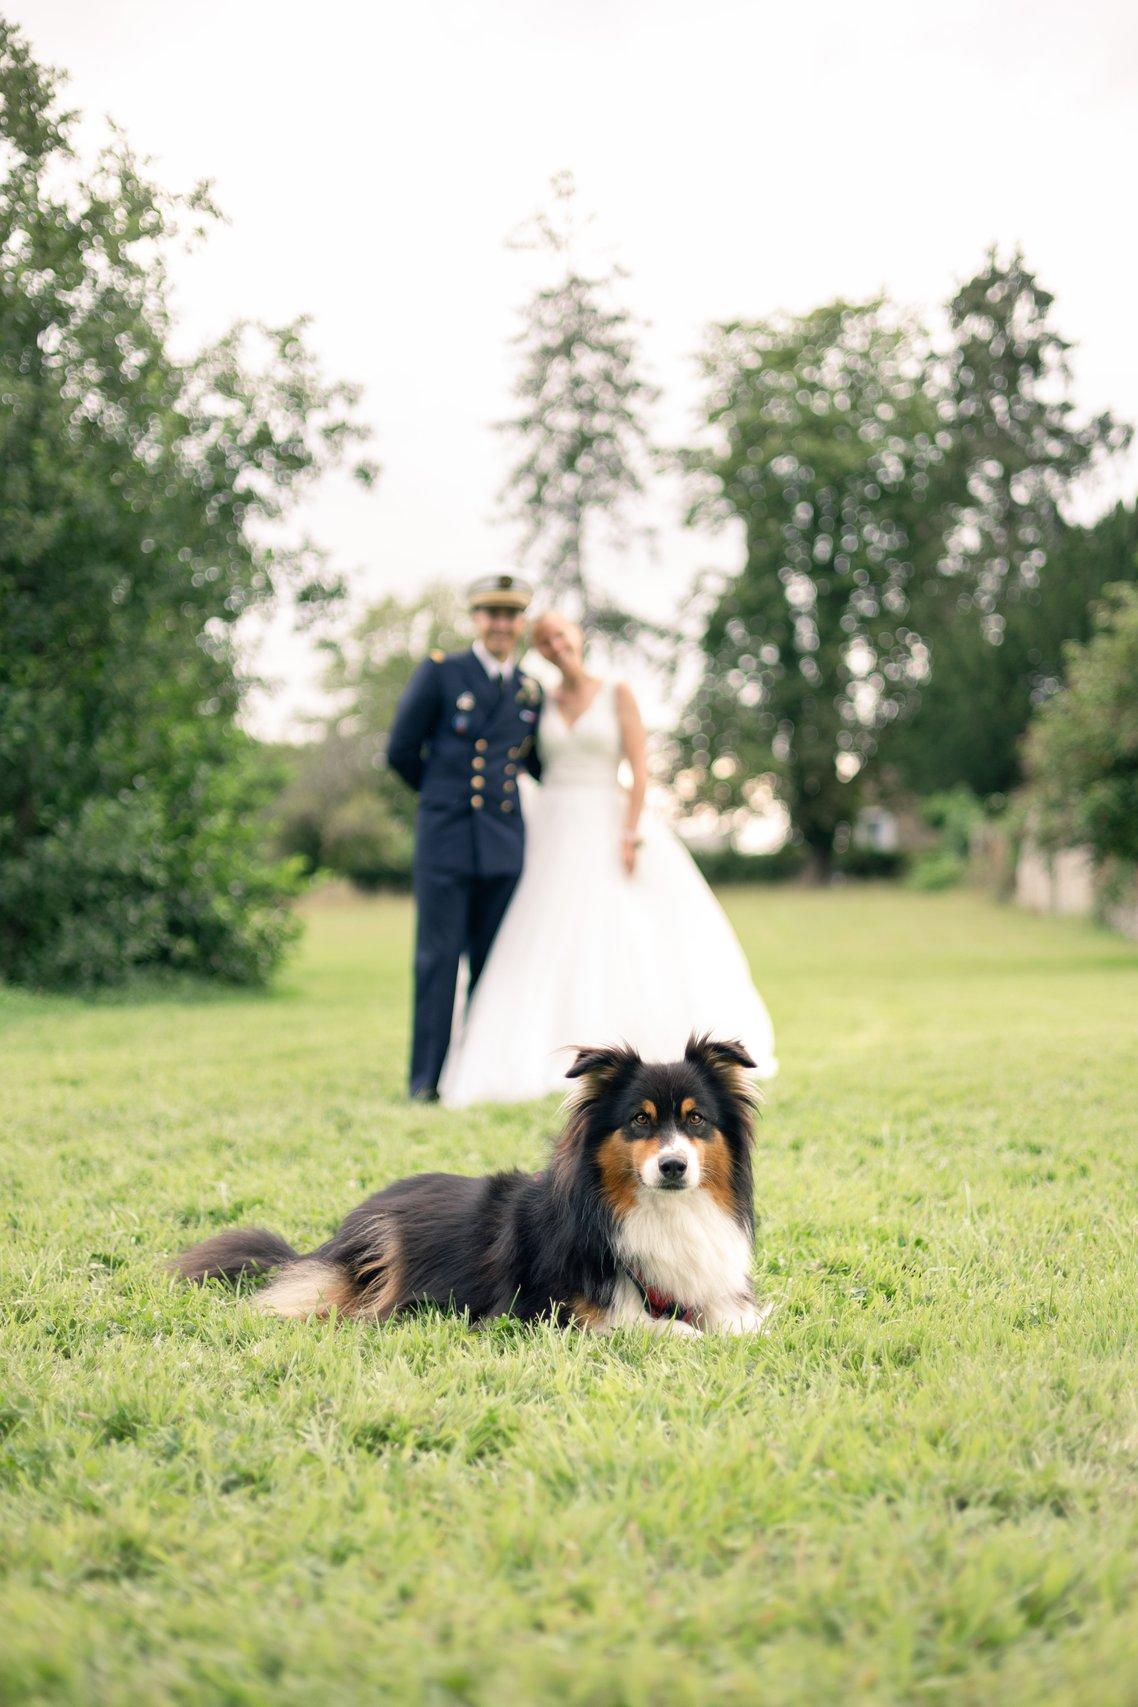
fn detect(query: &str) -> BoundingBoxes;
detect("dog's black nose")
[659,1153,687,1183]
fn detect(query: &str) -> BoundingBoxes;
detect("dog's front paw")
[704,1298,776,1336]
[640,1313,700,1339]
[666,1317,700,1339]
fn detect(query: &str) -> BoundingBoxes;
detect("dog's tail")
[172,1227,299,1286]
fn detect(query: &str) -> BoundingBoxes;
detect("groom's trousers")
[410,868,519,1096]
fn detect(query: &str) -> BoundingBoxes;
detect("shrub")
[322,794,415,891]
[691,841,908,886]
[1023,585,1138,864]
[919,787,985,859]
[1,777,302,992]
[907,849,968,892]
[836,846,908,880]
[691,844,808,886]
[0,25,369,991]
[2,797,171,988]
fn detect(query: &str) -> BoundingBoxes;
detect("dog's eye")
[688,1111,707,1128]
[630,1111,651,1129]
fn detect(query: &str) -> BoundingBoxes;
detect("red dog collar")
[625,1267,696,1325]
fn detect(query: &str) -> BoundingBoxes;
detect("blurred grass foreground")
[2,886,1137,1704]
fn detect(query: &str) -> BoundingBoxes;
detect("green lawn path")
[2,887,1136,1705]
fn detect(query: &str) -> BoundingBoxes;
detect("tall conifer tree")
[498,173,657,622]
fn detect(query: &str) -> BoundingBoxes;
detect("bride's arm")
[615,681,647,876]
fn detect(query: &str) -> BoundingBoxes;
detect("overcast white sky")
[16,0,1138,735]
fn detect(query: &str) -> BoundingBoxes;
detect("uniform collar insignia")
[470,642,515,686]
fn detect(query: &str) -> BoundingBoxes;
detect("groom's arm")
[387,658,443,792]
[526,690,544,782]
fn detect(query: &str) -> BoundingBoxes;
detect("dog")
[173,1034,771,1337]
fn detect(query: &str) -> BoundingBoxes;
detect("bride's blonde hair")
[529,609,584,652]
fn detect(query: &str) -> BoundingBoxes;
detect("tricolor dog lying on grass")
[174,1034,772,1336]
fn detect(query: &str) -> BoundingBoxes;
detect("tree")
[274,586,465,888]
[0,21,375,986]
[678,300,947,878]
[678,254,1132,870]
[877,251,1131,802]
[1023,585,1138,865]
[924,249,1130,632]
[497,172,658,623]
[878,504,1138,800]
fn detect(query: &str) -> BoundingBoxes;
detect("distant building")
[852,806,900,853]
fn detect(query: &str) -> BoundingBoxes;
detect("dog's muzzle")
[642,1134,699,1191]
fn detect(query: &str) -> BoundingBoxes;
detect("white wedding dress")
[439,680,778,1106]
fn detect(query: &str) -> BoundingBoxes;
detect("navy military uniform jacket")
[387,649,544,874]
[387,648,543,1094]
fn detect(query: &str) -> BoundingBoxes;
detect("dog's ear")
[684,1034,760,1123]
[556,1044,641,1178]
[685,1034,756,1074]
[565,1043,640,1088]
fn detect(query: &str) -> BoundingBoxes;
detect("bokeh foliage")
[1024,584,1138,865]
[681,299,947,876]
[498,172,658,624]
[274,585,466,889]
[879,503,1138,801]
[680,254,1130,871]
[0,21,374,986]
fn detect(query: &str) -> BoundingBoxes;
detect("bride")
[439,612,778,1106]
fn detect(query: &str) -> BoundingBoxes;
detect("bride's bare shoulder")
[612,681,646,743]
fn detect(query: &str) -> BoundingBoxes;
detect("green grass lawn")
[2,887,1137,1706]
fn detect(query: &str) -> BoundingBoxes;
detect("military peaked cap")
[466,573,534,613]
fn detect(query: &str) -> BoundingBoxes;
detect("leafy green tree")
[1023,585,1138,864]
[879,505,1138,799]
[498,172,658,621]
[275,586,465,888]
[877,252,1131,802]
[679,300,947,878]
[0,21,374,986]
[679,255,1131,872]
[925,250,1130,631]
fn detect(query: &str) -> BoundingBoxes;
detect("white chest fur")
[613,1190,753,1310]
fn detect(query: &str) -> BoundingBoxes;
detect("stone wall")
[1013,839,1138,940]
[1015,841,1096,918]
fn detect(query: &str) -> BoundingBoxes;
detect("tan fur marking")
[698,1127,737,1215]
[352,1219,404,1322]
[718,1064,760,1113]
[570,1296,609,1330]
[256,1261,352,1319]
[680,1096,697,1118]
[596,1130,647,1216]
[640,1100,658,1122]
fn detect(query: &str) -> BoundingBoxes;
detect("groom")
[387,575,544,1100]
